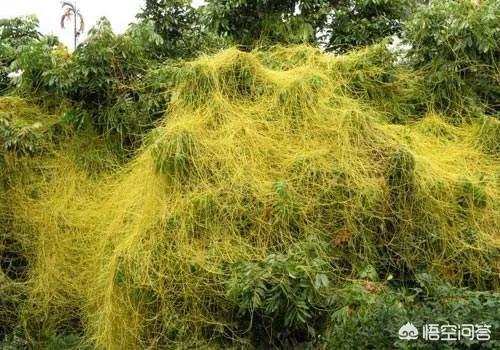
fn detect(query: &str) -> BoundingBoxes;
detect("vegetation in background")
[404,0,500,116]
[320,0,417,53]
[60,1,85,51]
[203,0,420,50]
[0,16,41,92]
[204,0,323,47]
[12,18,169,148]
[137,0,226,59]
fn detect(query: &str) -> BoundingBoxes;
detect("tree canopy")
[138,0,421,52]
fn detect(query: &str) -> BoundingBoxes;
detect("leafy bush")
[10,38,60,95]
[41,18,168,146]
[137,0,225,59]
[205,0,418,51]
[0,119,43,156]
[407,274,500,349]
[47,18,159,103]
[321,0,416,53]
[0,16,60,95]
[4,17,174,150]
[326,274,500,349]
[0,16,41,92]
[327,282,408,349]
[205,0,320,47]
[226,260,500,350]
[0,16,39,43]
[226,238,333,348]
[404,0,500,116]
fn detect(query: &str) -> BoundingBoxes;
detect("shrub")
[41,18,168,147]
[326,282,408,350]
[404,274,500,349]
[10,39,60,96]
[137,0,226,59]
[404,0,500,116]
[226,238,333,348]
[0,16,41,93]
[326,274,500,349]
[0,119,43,156]
[321,0,416,53]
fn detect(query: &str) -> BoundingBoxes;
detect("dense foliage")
[0,0,499,349]
[228,252,500,349]
[203,0,419,50]
[227,239,333,347]
[0,16,41,92]
[404,0,500,115]
[12,18,169,147]
[326,274,500,349]
[321,0,417,53]
[140,0,420,51]
[137,0,224,59]
[204,0,323,47]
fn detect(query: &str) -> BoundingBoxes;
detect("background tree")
[204,0,326,48]
[203,0,419,51]
[60,1,85,50]
[0,16,41,93]
[320,0,417,53]
[137,0,224,59]
[0,16,40,43]
[404,0,500,115]
[39,18,168,146]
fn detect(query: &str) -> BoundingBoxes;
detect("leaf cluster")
[138,0,225,59]
[226,238,333,347]
[0,16,42,92]
[404,0,500,115]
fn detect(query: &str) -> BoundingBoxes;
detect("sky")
[0,0,205,49]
